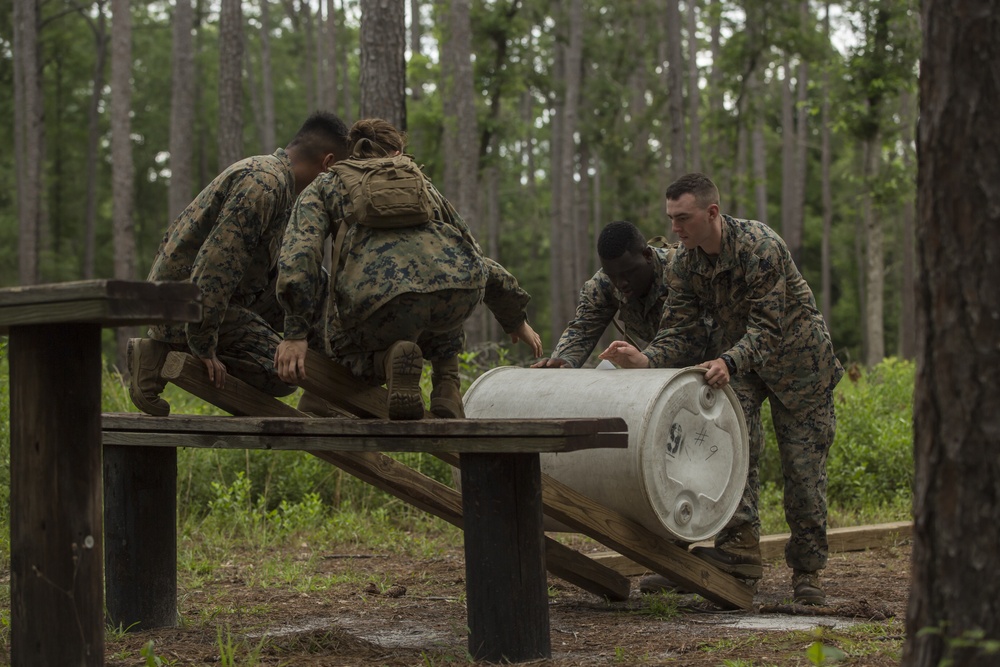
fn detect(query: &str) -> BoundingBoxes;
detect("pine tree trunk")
[326,0,339,110]
[780,58,795,243]
[686,0,701,173]
[169,0,196,223]
[14,0,43,285]
[904,3,1000,664]
[260,0,277,150]
[898,89,916,360]
[557,0,583,333]
[111,0,136,370]
[862,132,884,367]
[410,0,421,101]
[83,1,108,279]
[820,2,833,331]
[217,0,245,169]
[665,0,685,179]
[359,0,406,129]
[750,70,767,225]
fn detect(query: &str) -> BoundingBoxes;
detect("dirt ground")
[101,534,910,667]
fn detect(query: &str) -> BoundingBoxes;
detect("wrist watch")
[721,354,737,377]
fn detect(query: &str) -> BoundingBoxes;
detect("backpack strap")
[321,220,350,357]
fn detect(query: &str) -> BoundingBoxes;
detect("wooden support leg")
[461,452,550,663]
[104,445,177,630]
[9,324,104,666]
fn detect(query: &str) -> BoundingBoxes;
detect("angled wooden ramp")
[159,351,630,602]
[247,349,753,610]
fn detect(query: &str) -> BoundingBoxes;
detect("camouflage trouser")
[722,372,837,573]
[329,288,484,384]
[150,303,295,397]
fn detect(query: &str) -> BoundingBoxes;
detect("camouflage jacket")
[551,245,706,367]
[645,214,844,410]
[278,167,530,341]
[147,149,296,357]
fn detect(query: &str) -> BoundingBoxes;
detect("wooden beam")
[0,280,201,333]
[434,451,752,610]
[10,324,104,666]
[586,521,915,576]
[152,362,631,601]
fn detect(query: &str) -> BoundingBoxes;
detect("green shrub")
[759,357,915,514]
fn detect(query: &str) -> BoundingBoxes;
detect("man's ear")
[322,152,338,169]
[642,246,655,262]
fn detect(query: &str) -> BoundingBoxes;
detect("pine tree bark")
[904,2,1000,665]
[359,0,406,129]
[780,58,796,245]
[111,0,136,369]
[169,0,196,223]
[217,0,245,169]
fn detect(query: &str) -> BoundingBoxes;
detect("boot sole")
[386,343,424,420]
[430,397,465,419]
[127,338,170,417]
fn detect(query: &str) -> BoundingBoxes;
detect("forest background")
[1,0,919,369]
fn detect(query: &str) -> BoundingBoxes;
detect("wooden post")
[9,324,104,666]
[461,452,550,662]
[104,445,177,630]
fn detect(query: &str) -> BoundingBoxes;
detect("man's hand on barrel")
[700,358,731,389]
[598,340,649,368]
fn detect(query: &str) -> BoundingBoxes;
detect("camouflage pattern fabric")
[146,149,296,394]
[550,245,707,367]
[329,289,483,384]
[278,165,531,362]
[646,214,844,572]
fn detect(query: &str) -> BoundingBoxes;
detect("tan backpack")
[329,151,435,230]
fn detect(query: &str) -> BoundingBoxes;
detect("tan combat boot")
[792,569,826,606]
[430,356,464,418]
[376,341,425,420]
[691,525,763,587]
[127,337,172,416]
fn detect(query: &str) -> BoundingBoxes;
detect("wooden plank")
[104,446,177,630]
[101,412,628,443]
[102,430,620,453]
[586,521,915,575]
[462,452,550,662]
[9,324,104,666]
[434,450,752,610]
[0,280,202,332]
[152,365,631,601]
[0,279,200,305]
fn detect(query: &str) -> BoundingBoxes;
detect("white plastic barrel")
[462,366,749,543]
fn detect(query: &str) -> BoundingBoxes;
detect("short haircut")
[665,172,721,208]
[286,111,350,160]
[597,220,646,260]
[348,118,407,158]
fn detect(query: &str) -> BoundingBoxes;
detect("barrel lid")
[640,367,749,542]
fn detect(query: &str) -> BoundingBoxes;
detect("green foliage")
[759,358,914,527]
[634,591,682,621]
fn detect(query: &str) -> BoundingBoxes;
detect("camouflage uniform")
[146,149,297,396]
[645,214,844,573]
[551,245,707,368]
[277,168,531,383]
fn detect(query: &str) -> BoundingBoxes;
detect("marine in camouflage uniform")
[276,163,535,418]
[636,174,843,605]
[128,112,349,416]
[542,223,705,368]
